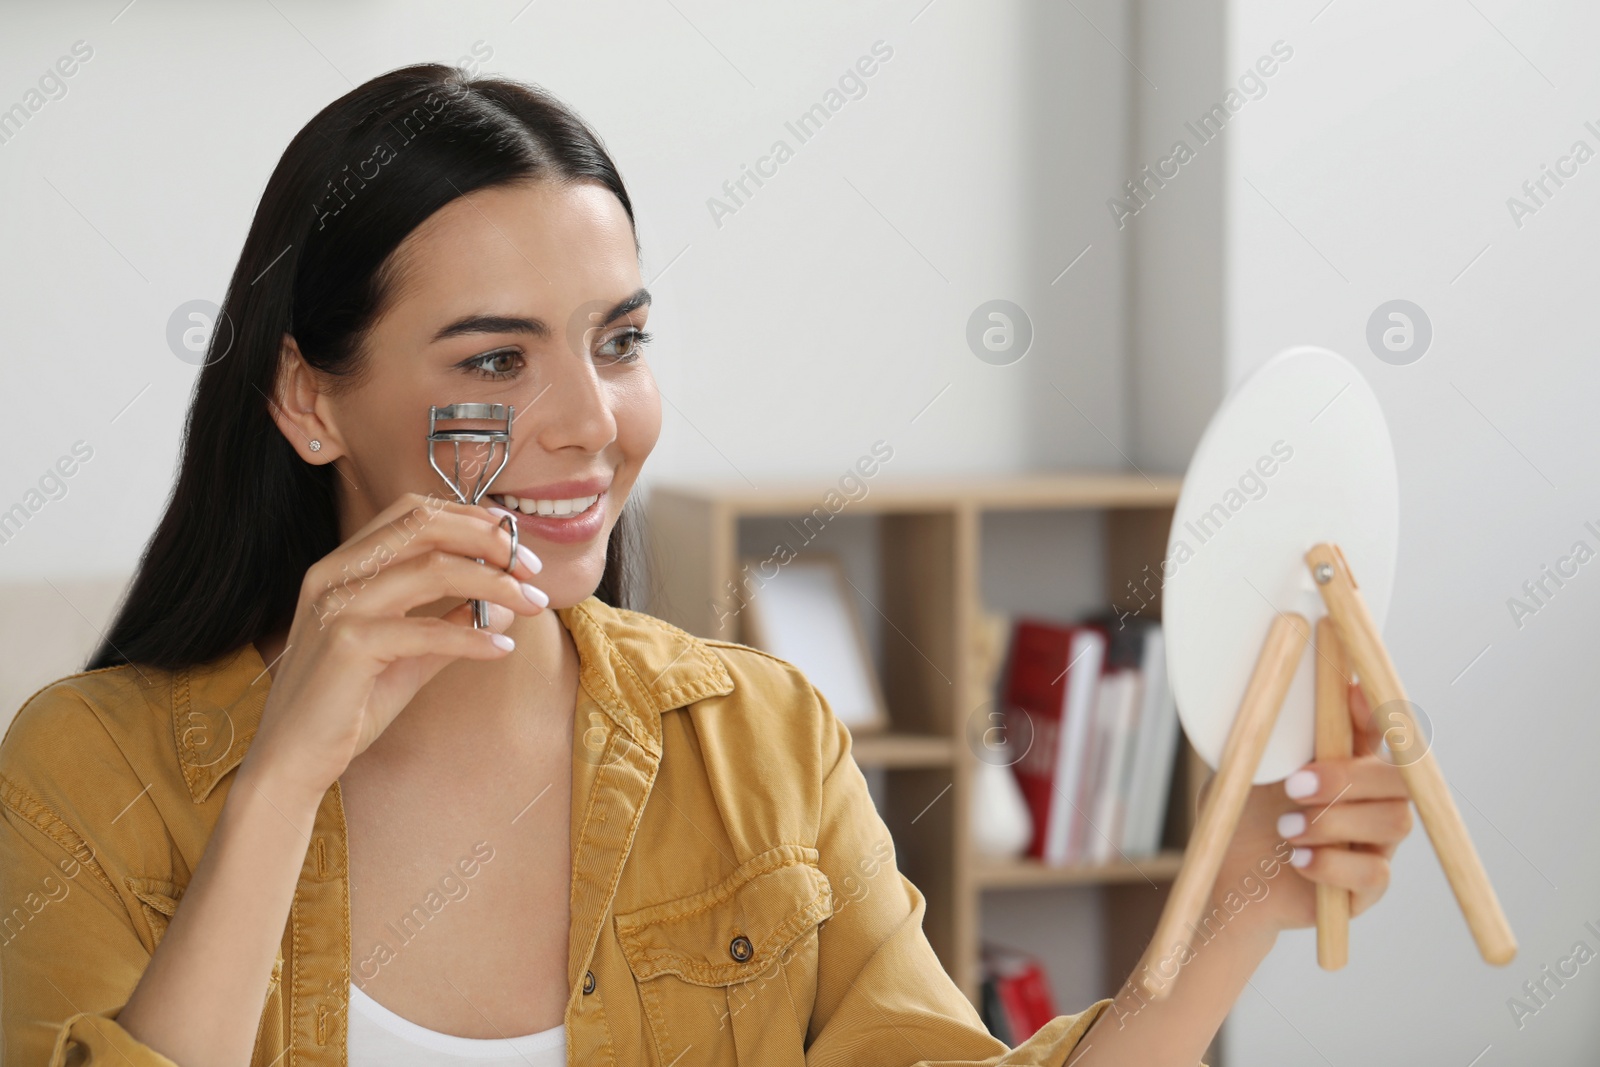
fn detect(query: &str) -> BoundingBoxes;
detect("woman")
[0,64,1413,1066]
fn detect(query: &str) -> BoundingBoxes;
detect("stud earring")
[309,440,322,452]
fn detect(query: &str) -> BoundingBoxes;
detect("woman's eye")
[596,328,653,365]
[463,349,523,379]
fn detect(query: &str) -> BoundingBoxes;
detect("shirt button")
[583,970,596,994]
[729,935,753,962]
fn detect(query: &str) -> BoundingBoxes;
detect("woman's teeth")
[489,492,601,517]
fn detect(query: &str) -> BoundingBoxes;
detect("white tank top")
[347,982,566,1065]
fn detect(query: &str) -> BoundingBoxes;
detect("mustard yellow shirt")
[0,597,1110,1065]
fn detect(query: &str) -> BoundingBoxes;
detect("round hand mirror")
[1162,346,1399,782]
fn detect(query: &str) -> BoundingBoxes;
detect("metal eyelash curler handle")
[426,402,515,629]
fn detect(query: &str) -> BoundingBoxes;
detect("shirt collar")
[175,596,734,803]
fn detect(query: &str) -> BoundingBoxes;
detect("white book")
[1117,628,1159,855]
[1087,670,1142,865]
[1041,627,1106,865]
[1067,672,1117,864]
[1122,626,1181,857]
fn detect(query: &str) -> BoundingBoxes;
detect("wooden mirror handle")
[1306,543,1516,966]
[1137,613,1311,998]
[1313,616,1353,969]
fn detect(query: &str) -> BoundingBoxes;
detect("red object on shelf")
[1001,619,1107,863]
[983,943,1060,1043]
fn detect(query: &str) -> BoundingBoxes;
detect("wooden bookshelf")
[644,471,1207,1008]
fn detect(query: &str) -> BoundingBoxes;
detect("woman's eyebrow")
[601,287,652,324]
[433,313,549,341]
[430,288,652,343]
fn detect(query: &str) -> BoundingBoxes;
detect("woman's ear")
[269,334,344,463]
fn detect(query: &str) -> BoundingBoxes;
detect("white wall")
[1127,0,1228,473]
[0,0,1137,585]
[1223,3,1600,1063]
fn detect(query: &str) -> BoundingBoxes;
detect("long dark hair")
[88,63,643,673]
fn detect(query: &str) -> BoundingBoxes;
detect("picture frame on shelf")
[737,553,890,735]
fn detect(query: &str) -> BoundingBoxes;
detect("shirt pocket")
[615,843,834,1067]
[123,875,287,1063]
[124,875,184,951]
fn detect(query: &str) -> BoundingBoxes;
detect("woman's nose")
[532,348,617,453]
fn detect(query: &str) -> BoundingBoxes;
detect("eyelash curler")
[426,402,517,629]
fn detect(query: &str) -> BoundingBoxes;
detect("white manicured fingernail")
[1285,770,1319,799]
[520,582,548,607]
[1278,812,1307,839]
[516,544,542,573]
[491,633,515,651]
[487,506,517,522]
[1290,847,1313,868]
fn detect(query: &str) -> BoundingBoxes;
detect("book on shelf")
[1000,611,1181,866]
[978,970,1013,1046]
[1084,666,1140,865]
[1119,619,1181,857]
[979,942,1059,1044]
[1002,619,1105,865]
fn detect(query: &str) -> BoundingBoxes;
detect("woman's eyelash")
[599,327,652,364]
[459,327,653,380]
[461,348,523,380]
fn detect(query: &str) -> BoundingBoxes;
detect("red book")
[1002,619,1108,863]
[983,943,1060,1043]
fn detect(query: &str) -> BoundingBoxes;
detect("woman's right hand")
[237,491,545,807]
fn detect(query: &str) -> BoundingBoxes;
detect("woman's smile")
[487,474,612,545]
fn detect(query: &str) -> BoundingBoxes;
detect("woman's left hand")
[1212,681,1417,937]
[1077,682,1419,1064]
